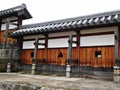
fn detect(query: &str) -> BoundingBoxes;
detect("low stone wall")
[0,49,20,60]
[0,49,20,72]
[0,59,18,72]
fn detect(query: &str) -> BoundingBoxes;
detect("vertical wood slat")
[102,47,106,67]
[22,46,114,68]
[97,47,102,67]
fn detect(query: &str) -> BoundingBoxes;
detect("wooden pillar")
[17,37,23,50]
[17,17,22,27]
[68,35,73,65]
[16,37,23,69]
[31,38,39,75]
[0,19,2,30]
[33,38,39,64]
[114,28,119,66]
[66,35,73,78]
[114,26,120,83]
[76,31,80,62]
[2,18,10,49]
[118,25,120,66]
[45,35,48,72]
[45,35,48,61]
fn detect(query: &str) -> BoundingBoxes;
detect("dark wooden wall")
[22,46,115,68]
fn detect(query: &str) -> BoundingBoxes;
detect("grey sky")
[1,0,120,25]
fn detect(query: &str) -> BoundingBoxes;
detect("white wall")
[24,35,45,40]
[48,37,76,48]
[80,26,117,34]
[23,40,45,49]
[80,26,117,47]
[49,31,76,37]
[80,34,114,46]
[23,37,76,49]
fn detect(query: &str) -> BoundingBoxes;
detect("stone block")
[0,49,20,60]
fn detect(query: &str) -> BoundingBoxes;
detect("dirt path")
[0,73,120,90]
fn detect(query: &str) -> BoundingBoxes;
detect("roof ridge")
[0,3,32,20]
[0,3,26,13]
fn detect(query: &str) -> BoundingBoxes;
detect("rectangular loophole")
[95,51,102,58]
[31,52,34,58]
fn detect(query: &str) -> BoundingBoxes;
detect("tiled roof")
[11,10,120,37]
[0,3,32,20]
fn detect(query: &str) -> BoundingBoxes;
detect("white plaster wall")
[23,35,45,40]
[23,40,45,49]
[49,31,76,37]
[80,26,117,34]
[48,37,76,48]
[80,34,114,46]
[80,26,117,47]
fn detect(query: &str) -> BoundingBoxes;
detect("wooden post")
[0,19,2,30]
[68,35,72,65]
[114,29,119,66]
[45,35,48,60]
[76,31,80,73]
[2,18,10,49]
[45,35,48,72]
[76,31,80,63]
[17,37,23,50]
[31,38,39,75]
[17,17,22,27]
[114,27,120,83]
[66,35,72,78]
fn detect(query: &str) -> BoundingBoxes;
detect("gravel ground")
[0,73,120,90]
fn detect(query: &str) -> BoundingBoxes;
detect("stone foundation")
[114,66,120,83]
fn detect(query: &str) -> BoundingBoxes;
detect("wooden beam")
[34,42,46,46]
[11,22,18,26]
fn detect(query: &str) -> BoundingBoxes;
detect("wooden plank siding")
[22,46,115,68]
